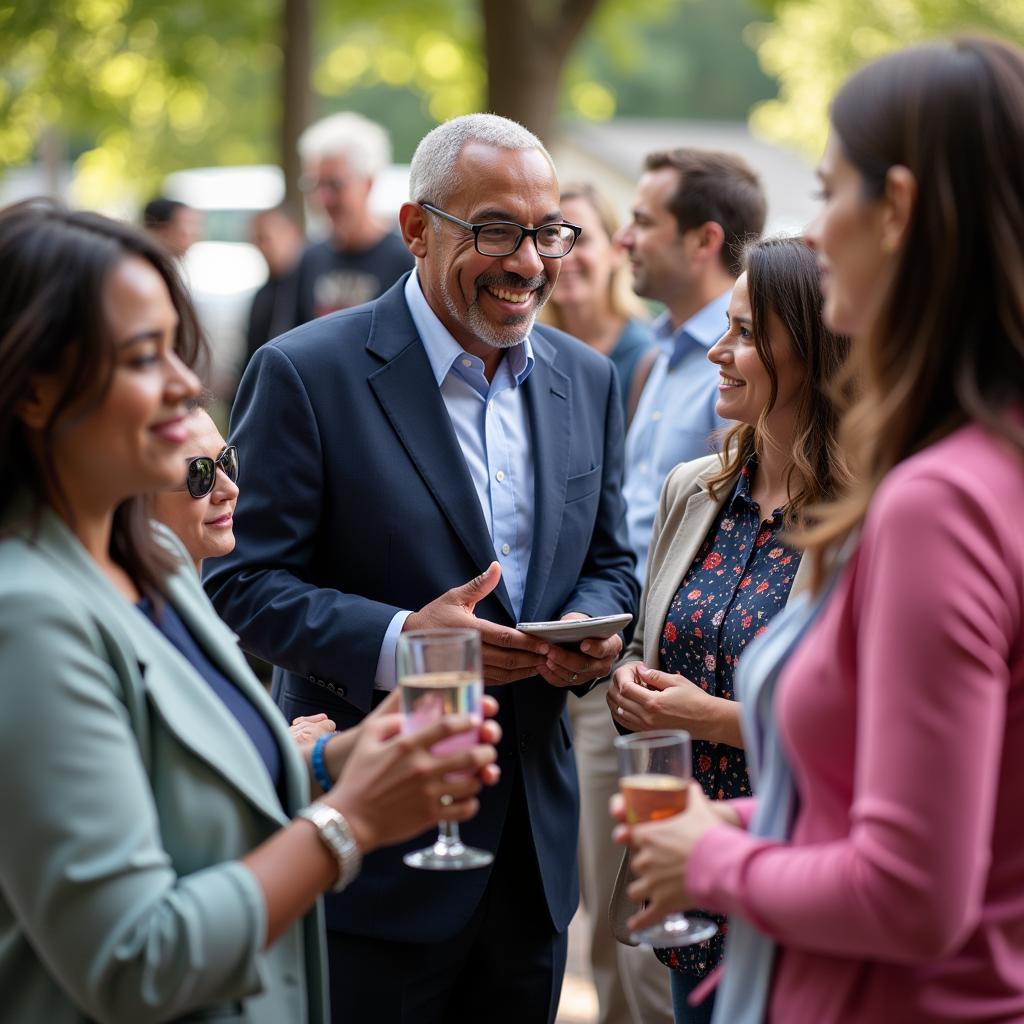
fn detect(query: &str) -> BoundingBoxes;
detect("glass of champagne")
[614,729,717,946]
[398,628,493,871]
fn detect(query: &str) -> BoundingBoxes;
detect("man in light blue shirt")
[619,148,767,579]
[370,269,538,676]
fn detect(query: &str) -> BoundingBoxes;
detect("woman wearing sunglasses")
[0,199,500,1024]
[150,410,334,751]
[151,406,239,573]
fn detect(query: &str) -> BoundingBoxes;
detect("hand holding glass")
[614,730,717,946]
[398,628,493,871]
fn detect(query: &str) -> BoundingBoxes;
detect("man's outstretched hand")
[405,562,552,685]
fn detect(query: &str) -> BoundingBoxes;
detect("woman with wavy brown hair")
[621,36,1024,1024]
[607,234,850,1023]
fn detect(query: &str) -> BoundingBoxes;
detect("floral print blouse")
[655,458,802,978]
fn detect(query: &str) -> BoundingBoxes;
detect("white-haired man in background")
[293,111,413,326]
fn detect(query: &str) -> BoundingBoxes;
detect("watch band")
[296,802,362,892]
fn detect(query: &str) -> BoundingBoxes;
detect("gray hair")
[297,112,391,179]
[409,113,553,206]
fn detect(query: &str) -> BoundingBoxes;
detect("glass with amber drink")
[614,729,717,946]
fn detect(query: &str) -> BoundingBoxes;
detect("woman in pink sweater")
[619,36,1024,1024]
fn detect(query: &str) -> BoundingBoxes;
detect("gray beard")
[441,280,540,349]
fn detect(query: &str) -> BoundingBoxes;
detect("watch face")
[301,804,360,891]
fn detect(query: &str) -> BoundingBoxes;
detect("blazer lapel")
[163,568,308,817]
[132,620,293,827]
[27,510,295,825]
[645,483,728,666]
[366,286,515,620]
[519,334,571,623]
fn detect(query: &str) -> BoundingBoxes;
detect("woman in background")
[622,36,1024,1024]
[542,182,654,419]
[151,403,239,573]
[150,404,334,751]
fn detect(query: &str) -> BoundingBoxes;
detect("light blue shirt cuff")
[374,609,413,691]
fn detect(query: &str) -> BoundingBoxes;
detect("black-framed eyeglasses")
[421,203,582,258]
[179,445,239,499]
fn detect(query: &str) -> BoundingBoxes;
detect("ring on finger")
[439,793,454,808]
[617,705,624,716]
[571,672,579,683]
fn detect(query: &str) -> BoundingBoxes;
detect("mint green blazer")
[0,504,328,1023]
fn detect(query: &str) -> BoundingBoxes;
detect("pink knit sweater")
[689,423,1024,1023]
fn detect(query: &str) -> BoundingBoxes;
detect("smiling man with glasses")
[207,112,638,1024]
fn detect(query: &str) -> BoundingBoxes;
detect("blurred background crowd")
[5,0,1021,429]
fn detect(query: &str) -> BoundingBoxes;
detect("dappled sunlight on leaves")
[569,81,616,120]
[751,0,1024,156]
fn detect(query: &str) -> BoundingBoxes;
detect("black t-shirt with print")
[292,231,413,327]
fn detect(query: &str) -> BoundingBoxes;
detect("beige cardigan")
[608,454,812,942]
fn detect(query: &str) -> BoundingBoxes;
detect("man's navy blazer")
[205,274,639,943]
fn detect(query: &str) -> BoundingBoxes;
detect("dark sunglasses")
[182,445,239,498]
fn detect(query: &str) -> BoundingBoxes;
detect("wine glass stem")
[437,821,463,851]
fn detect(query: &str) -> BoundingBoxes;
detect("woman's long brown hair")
[706,236,852,528]
[800,37,1024,586]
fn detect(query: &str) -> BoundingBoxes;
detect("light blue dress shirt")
[622,290,732,581]
[373,271,536,689]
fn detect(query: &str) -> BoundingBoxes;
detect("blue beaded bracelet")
[312,731,338,792]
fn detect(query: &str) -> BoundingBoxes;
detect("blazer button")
[326,682,336,693]
[337,686,347,698]
[308,674,316,683]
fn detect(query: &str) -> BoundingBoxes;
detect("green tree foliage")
[0,0,677,208]
[571,0,776,121]
[0,0,280,206]
[751,0,1024,156]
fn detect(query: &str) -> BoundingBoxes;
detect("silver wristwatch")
[296,802,362,892]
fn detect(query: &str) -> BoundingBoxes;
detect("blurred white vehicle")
[163,163,410,394]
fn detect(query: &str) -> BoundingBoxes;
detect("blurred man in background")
[293,111,412,325]
[244,206,304,368]
[618,149,766,579]
[142,196,202,261]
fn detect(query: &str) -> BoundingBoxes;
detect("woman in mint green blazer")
[0,201,498,1024]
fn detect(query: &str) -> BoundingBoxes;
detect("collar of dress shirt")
[404,270,535,391]
[730,453,758,511]
[653,288,732,369]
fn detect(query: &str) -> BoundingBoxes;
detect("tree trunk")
[281,0,314,227]
[482,0,601,144]
[38,125,66,198]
